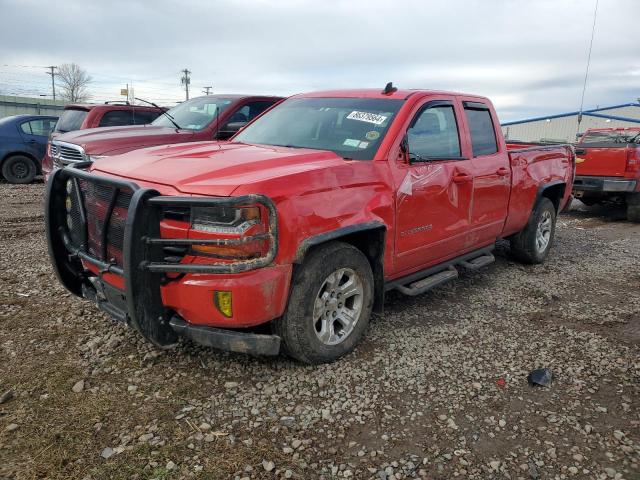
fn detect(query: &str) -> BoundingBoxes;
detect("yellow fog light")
[65,196,72,212]
[214,291,233,318]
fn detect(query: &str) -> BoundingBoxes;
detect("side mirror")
[216,121,247,140]
[399,134,410,164]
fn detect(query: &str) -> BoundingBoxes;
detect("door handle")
[452,172,472,184]
[27,139,37,144]
[496,167,509,176]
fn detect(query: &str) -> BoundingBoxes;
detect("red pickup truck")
[46,86,574,364]
[42,95,282,178]
[41,102,165,176]
[572,127,640,221]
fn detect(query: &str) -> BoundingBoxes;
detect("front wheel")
[2,155,37,184]
[274,242,373,364]
[510,197,557,264]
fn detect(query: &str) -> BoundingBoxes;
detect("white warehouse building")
[501,102,640,144]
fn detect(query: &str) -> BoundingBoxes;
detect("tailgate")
[574,146,628,177]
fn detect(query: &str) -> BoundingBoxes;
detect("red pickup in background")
[46,85,574,364]
[42,95,282,178]
[572,127,640,221]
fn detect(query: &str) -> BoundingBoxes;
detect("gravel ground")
[0,181,638,480]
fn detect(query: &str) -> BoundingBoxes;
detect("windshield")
[54,109,88,133]
[233,97,404,160]
[152,96,234,130]
[580,130,640,147]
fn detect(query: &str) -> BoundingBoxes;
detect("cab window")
[407,104,461,159]
[464,104,498,156]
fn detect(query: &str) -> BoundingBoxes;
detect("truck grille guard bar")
[45,163,278,347]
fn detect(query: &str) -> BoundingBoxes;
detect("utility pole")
[46,66,57,100]
[180,68,191,100]
[203,86,212,95]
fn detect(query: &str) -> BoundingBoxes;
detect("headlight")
[189,205,266,259]
[88,155,108,162]
[191,205,260,235]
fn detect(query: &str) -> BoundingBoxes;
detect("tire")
[627,193,640,223]
[2,155,37,184]
[510,197,557,264]
[273,242,374,364]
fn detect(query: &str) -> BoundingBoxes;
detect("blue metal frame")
[501,103,640,126]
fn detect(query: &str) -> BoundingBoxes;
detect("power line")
[180,68,191,101]
[577,0,599,129]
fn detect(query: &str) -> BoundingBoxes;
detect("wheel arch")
[294,222,386,313]
[537,181,566,213]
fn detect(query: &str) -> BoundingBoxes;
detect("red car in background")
[51,102,165,137]
[43,95,282,178]
[572,127,640,221]
[42,102,166,177]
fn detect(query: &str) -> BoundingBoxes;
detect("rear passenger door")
[19,119,56,160]
[394,99,474,272]
[462,101,510,244]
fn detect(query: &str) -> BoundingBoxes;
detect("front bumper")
[45,165,285,356]
[573,175,637,193]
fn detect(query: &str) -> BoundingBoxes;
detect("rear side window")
[464,105,498,156]
[133,110,162,124]
[20,119,57,136]
[579,130,640,147]
[55,109,88,133]
[99,110,136,127]
[99,109,163,127]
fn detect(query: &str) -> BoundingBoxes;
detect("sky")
[0,0,638,122]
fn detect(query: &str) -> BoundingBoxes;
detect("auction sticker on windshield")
[347,111,388,125]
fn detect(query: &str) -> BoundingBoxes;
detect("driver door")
[393,100,474,274]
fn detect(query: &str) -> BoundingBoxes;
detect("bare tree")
[56,63,92,102]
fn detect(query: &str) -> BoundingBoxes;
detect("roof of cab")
[293,88,484,100]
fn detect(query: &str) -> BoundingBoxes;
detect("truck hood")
[55,125,195,156]
[91,141,346,196]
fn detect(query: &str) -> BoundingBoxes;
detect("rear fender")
[536,181,566,212]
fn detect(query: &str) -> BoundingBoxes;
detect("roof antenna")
[577,0,598,130]
[382,82,397,95]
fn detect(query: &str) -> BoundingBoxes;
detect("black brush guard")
[45,164,279,351]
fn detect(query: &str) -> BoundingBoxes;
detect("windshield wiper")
[135,97,181,130]
[269,144,300,148]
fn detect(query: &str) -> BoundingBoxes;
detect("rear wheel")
[510,197,557,264]
[2,155,37,184]
[274,242,373,364]
[627,193,640,223]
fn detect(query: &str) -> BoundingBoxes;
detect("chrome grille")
[51,141,86,167]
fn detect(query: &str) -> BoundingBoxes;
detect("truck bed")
[503,144,575,236]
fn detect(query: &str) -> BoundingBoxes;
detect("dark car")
[0,114,58,184]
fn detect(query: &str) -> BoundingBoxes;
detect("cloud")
[0,0,638,120]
